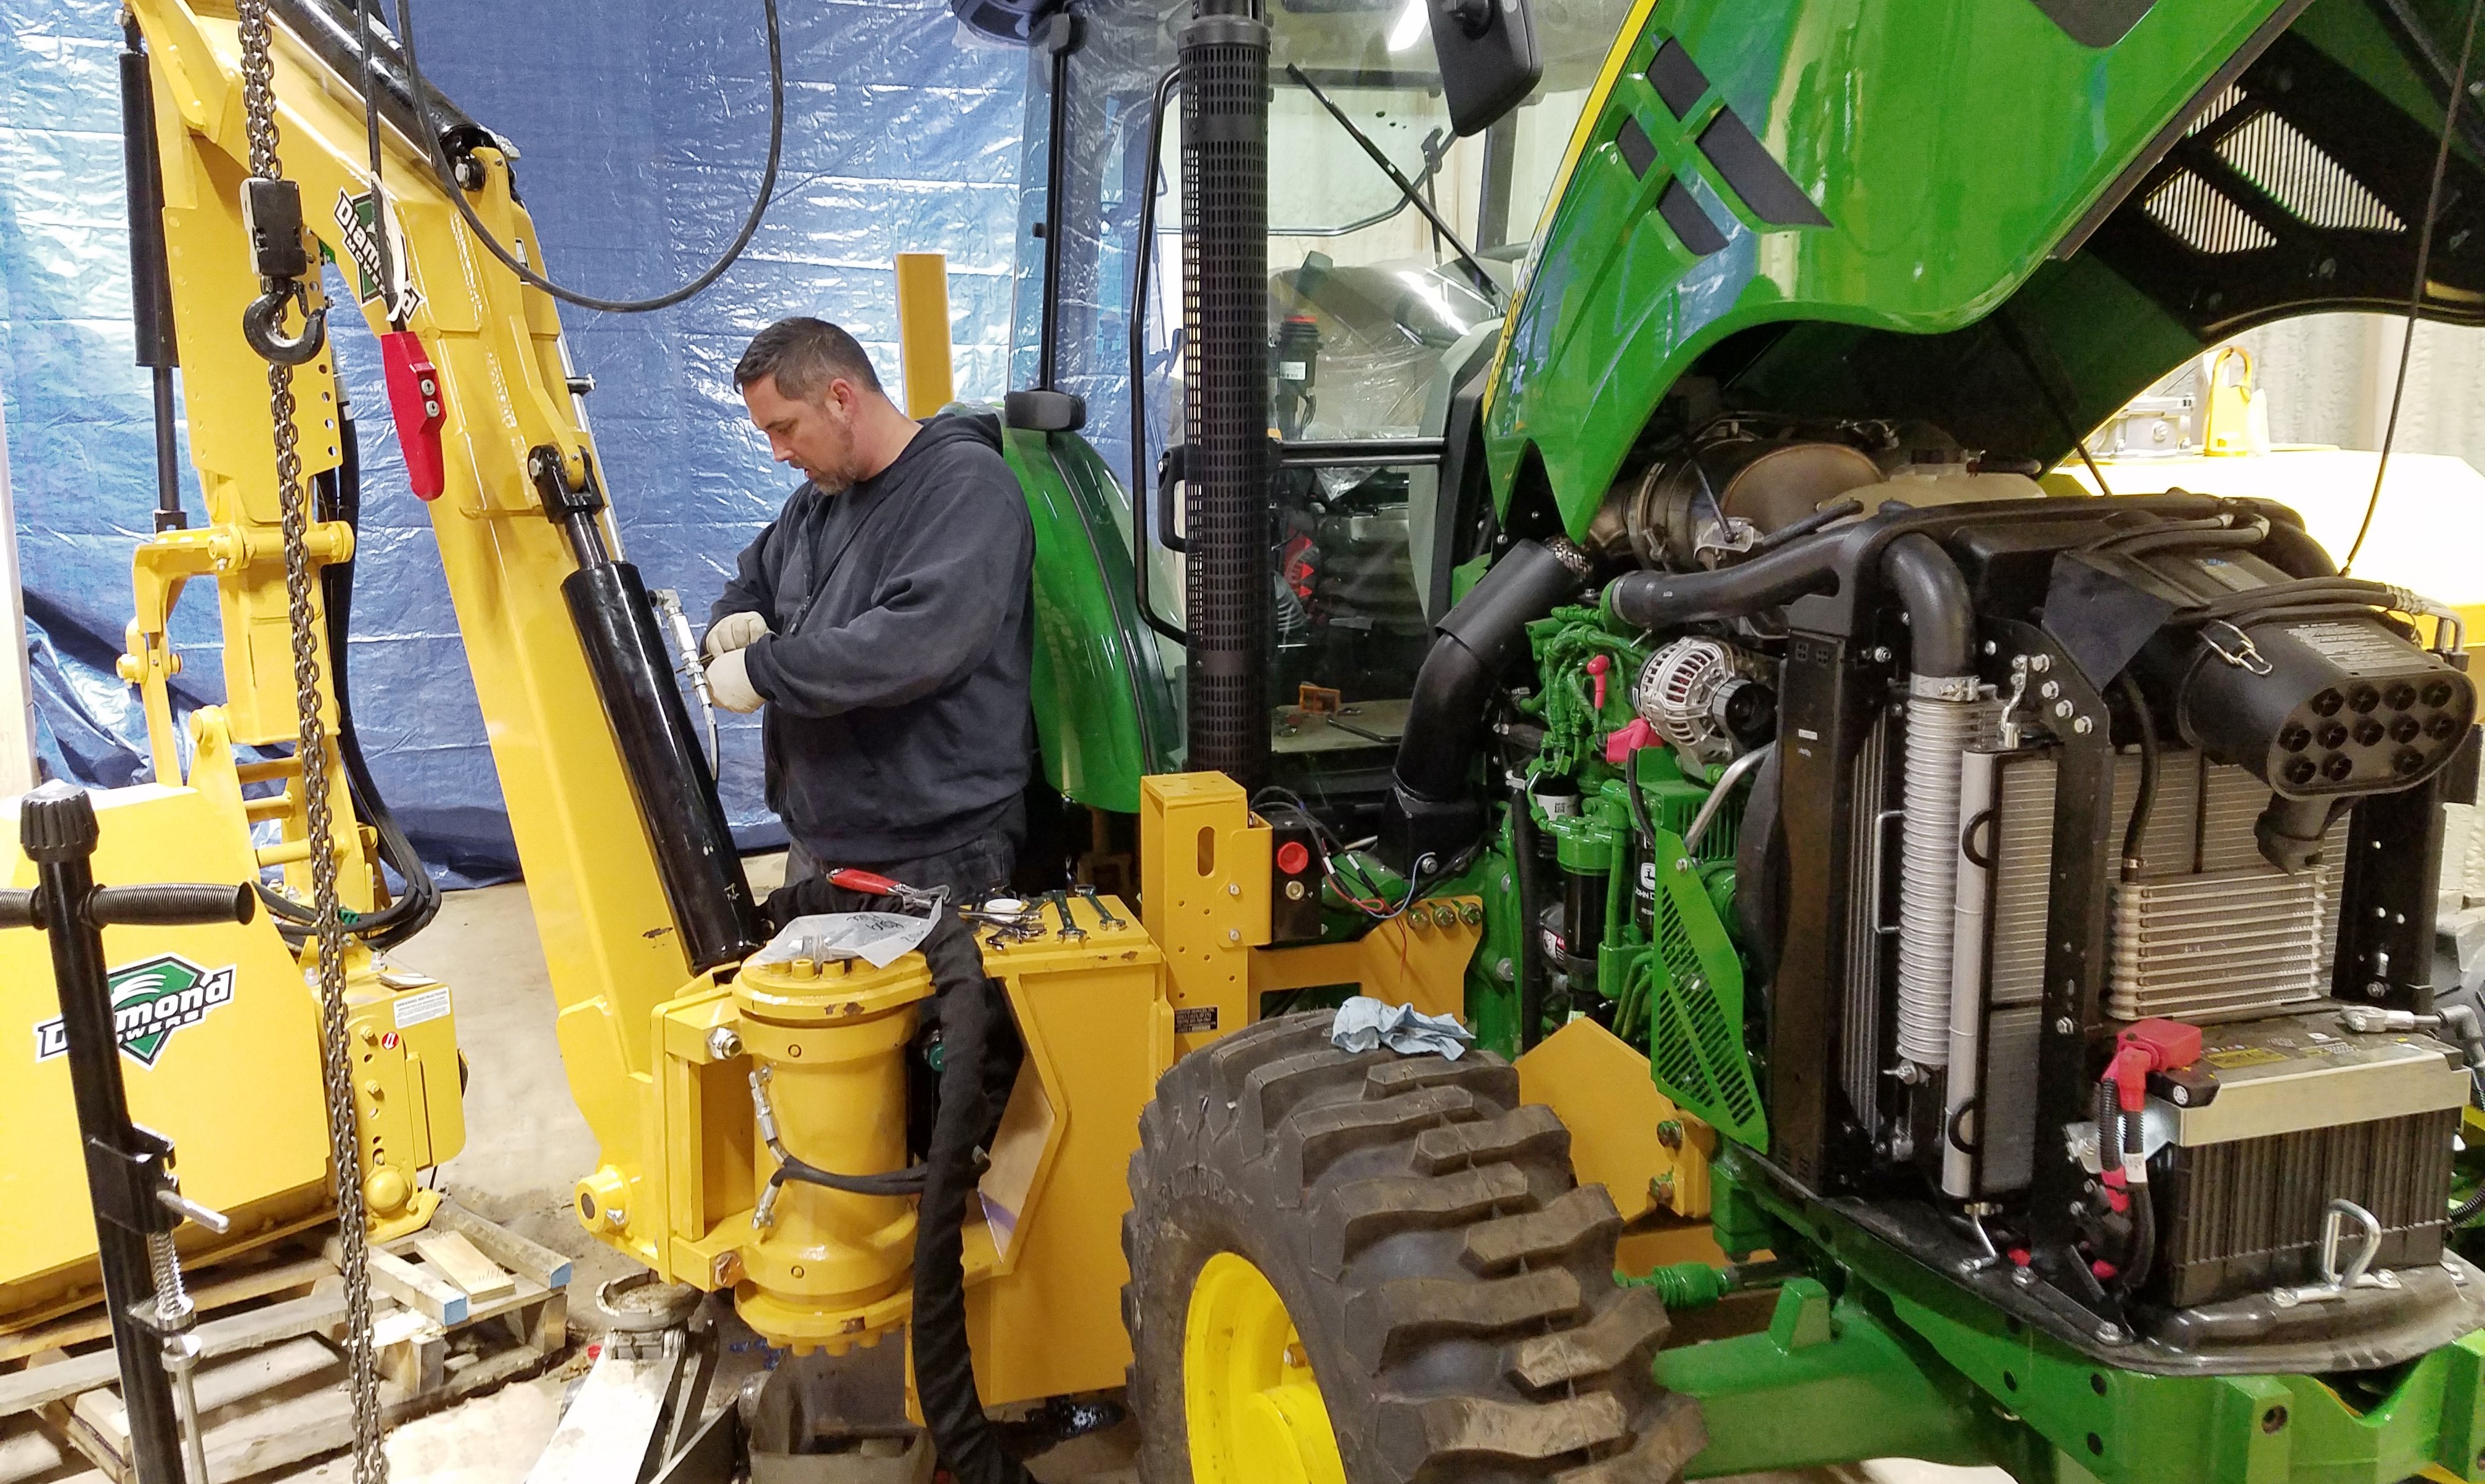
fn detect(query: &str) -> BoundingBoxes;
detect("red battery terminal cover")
[2108,1017,2205,1112]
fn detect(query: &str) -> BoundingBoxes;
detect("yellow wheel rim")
[1184,1252,1347,1484]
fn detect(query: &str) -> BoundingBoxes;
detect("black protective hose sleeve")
[1879,533,1975,679]
[1602,537,1840,632]
[86,883,255,928]
[910,913,1034,1484]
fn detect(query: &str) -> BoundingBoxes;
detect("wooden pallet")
[0,1202,571,1484]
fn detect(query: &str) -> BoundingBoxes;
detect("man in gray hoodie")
[707,317,1035,902]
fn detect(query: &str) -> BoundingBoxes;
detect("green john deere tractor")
[961,0,2485,1477]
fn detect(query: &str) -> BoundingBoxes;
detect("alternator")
[1634,638,1771,763]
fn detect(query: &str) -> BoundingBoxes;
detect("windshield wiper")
[1285,63,1504,308]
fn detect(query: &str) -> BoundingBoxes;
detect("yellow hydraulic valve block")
[727,953,928,1353]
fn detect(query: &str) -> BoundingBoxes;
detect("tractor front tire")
[1122,1013,1703,1484]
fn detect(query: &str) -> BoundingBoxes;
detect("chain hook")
[242,279,327,366]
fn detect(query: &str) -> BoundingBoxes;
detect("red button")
[380,1031,399,1050]
[1276,841,1312,876]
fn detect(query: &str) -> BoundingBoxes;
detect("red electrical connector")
[1585,654,1610,712]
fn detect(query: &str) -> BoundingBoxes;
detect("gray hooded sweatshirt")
[715,412,1034,863]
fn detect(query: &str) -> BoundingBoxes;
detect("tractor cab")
[986,0,1622,820]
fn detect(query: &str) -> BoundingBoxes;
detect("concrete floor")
[345,866,2007,1484]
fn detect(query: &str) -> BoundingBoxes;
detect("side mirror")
[1429,0,1540,137]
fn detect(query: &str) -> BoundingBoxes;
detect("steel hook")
[241,280,327,366]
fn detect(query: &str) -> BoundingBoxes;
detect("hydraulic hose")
[265,406,441,948]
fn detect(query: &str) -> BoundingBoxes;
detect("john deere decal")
[32,955,237,1068]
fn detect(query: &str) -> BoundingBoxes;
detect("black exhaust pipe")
[1179,0,1271,790]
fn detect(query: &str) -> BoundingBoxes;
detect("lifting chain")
[231,2,388,1479]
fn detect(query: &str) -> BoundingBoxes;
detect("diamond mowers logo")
[32,955,238,1068]
[333,188,423,321]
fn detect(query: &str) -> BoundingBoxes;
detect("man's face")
[743,373,862,487]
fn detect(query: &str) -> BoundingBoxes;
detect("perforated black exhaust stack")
[1180,0,1270,790]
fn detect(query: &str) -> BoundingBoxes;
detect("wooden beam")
[413,1233,515,1301]
[324,1238,466,1325]
[431,1204,573,1289]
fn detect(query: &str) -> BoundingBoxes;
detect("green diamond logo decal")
[33,955,238,1069]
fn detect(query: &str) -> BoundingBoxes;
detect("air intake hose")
[1883,534,1978,1069]
[1383,539,1585,867]
[1602,536,1843,632]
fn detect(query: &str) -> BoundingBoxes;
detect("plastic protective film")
[0,0,1024,883]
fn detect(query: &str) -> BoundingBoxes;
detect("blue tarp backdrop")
[0,0,1027,883]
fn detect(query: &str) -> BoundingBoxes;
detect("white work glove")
[707,648,765,714]
[704,610,770,659]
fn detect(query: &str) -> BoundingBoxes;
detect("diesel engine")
[1388,418,2485,1365]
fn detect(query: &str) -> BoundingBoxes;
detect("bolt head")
[1227,882,1241,897]
[1226,928,1241,944]
[2030,654,2053,672]
[2053,699,2075,719]
[1494,957,1514,983]
[2054,1017,2076,1034]
[706,1025,743,1061]
[2095,1323,2124,1345]
[2040,680,2060,700]
[2073,716,2095,735]
[2171,1085,2190,1106]
[2012,1266,2037,1288]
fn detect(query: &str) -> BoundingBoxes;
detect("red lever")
[1585,654,1610,712]
[379,330,447,500]
[826,868,902,896]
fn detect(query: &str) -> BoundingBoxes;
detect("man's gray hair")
[734,317,884,400]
